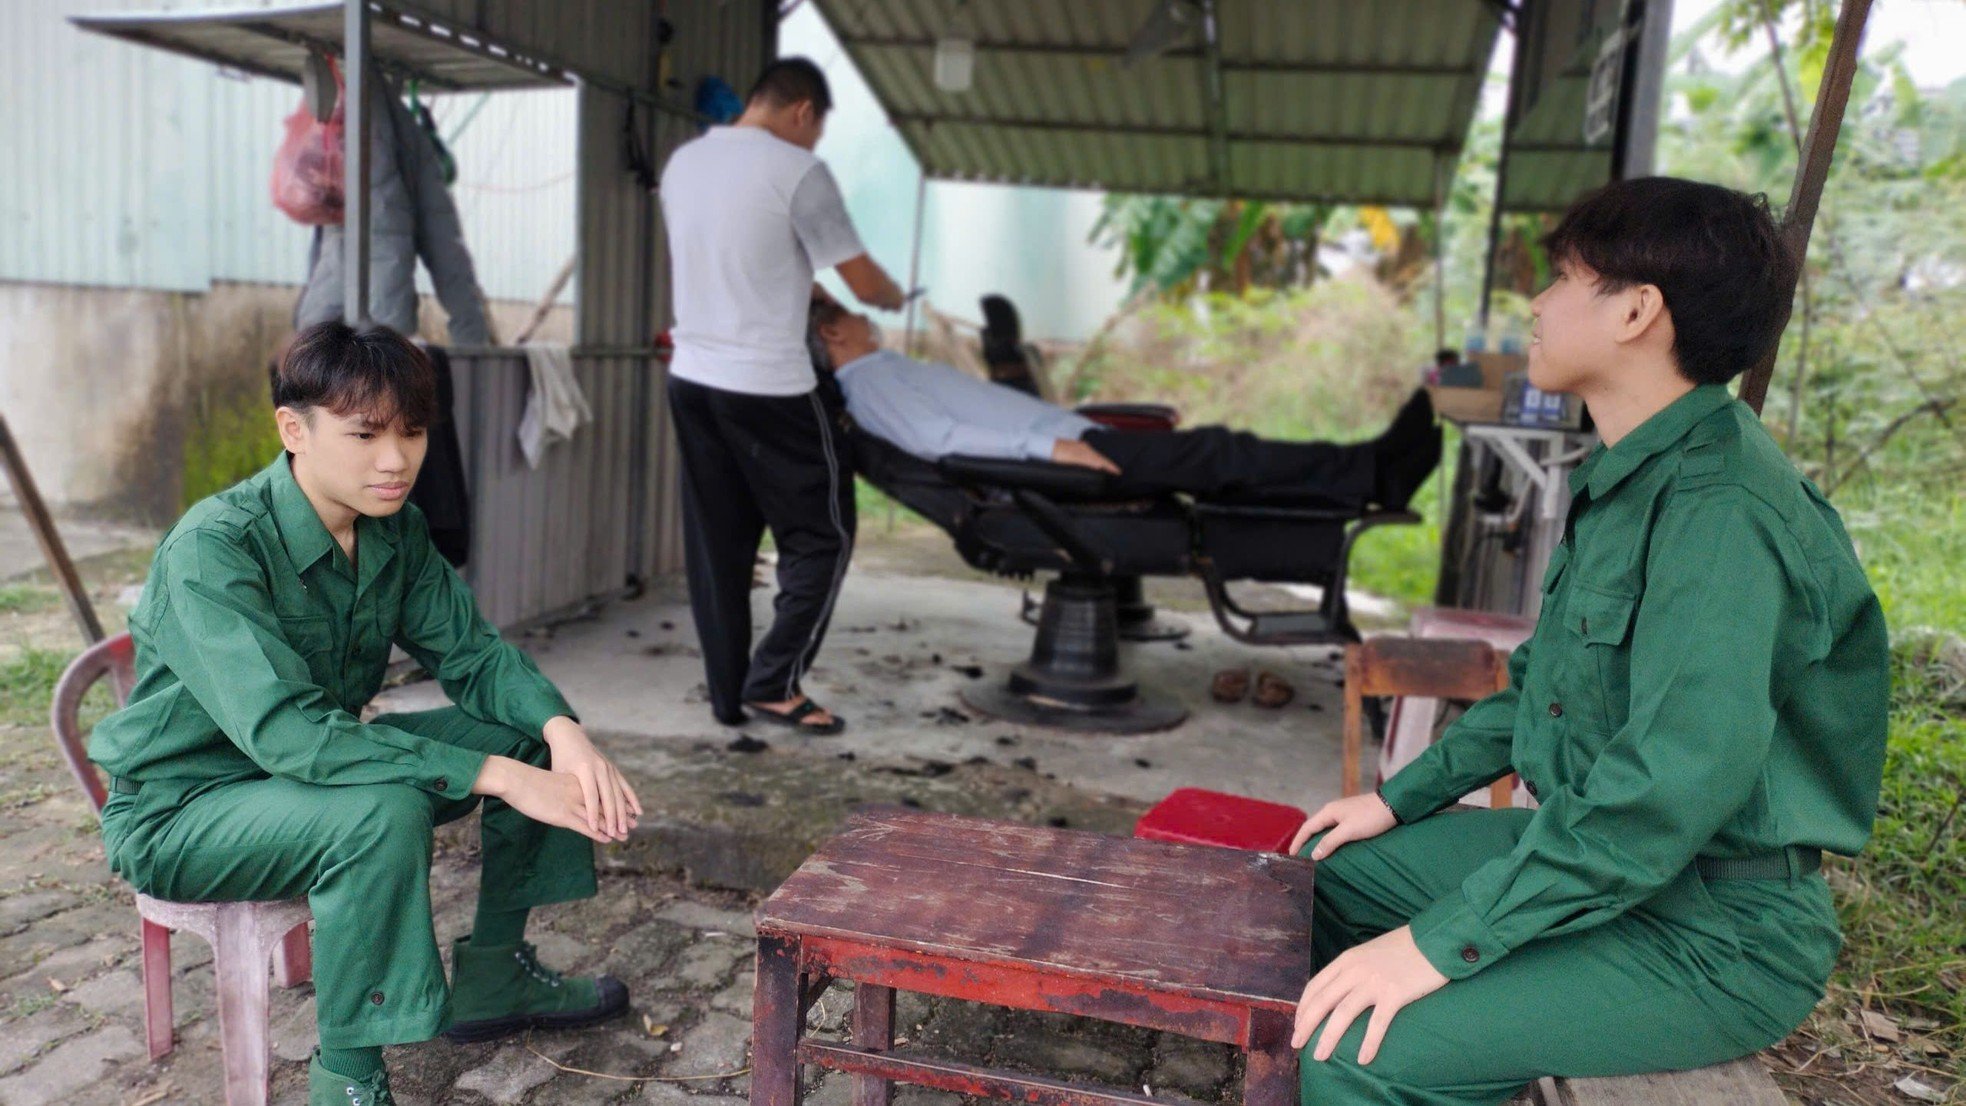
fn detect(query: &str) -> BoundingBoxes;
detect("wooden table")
[751,809,1316,1106]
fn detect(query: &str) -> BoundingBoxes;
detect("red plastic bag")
[270,61,345,225]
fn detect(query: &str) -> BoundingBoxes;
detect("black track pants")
[667,376,856,723]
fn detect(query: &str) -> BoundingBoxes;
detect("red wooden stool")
[752,809,1315,1106]
[1134,787,1307,854]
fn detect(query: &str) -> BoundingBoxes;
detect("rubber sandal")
[744,698,847,735]
[1253,671,1296,709]
[1211,667,1252,703]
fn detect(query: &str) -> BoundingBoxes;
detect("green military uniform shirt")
[90,454,574,800]
[1379,384,1890,982]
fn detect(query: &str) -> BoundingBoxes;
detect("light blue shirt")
[834,349,1096,462]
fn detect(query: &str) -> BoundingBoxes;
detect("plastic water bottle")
[1499,318,1526,356]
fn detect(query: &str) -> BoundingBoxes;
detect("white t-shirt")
[659,126,865,396]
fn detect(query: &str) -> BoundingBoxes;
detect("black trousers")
[667,376,856,723]
[1083,426,1375,505]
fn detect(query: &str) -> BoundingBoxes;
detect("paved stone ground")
[0,734,1250,1106]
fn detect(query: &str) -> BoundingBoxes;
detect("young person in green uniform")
[1284,177,1890,1104]
[90,322,641,1106]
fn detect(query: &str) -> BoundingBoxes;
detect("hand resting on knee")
[1288,791,1398,860]
[472,756,632,844]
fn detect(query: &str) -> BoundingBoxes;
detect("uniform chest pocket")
[1565,586,1637,736]
[277,614,336,661]
[1572,586,1636,647]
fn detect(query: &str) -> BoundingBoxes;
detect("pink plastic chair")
[52,632,313,1106]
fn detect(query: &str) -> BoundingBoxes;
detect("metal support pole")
[1738,0,1872,416]
[1613,0,1674,179]
[1478,14,1526,328]
[903,170,928,356]
[342,0,373,326]
[0,415,103,644]
[1432,152,1449,352]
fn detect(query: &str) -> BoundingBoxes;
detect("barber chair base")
[1021,581,1190,644]
[968,575,1189,735]
[961,681,1187,735]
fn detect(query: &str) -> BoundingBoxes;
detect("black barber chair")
[850,431,1421,735]
[981,293,1190,644]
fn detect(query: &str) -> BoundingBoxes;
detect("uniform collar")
[267,454,337,574]
[1569,384,1734,501]
[833,348,897,381]
[266,455,399,585]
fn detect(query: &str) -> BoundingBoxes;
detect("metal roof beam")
[842,36,1475,77]
[237,18,461,90]
[916,171,1439,207]
[891,114,1453,151]
[1199,0,1229,191]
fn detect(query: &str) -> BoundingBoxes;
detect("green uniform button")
[434,777,449,792]
[370,991,385,1005]
[1461,945,1480,964]
[1549,702,1564,718]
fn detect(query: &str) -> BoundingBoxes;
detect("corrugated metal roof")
[71,2,569,92]
[811,0,1501,206]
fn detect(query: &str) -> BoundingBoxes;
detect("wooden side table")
[751,809,1316,1106]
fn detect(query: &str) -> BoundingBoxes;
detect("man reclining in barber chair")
[808,299,1441,512]
[808,294,1442,734]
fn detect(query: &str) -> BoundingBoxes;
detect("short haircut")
[748,57,832,114]
[807,296,847,372]
[1435,348,1460,365]
[272,321,438,432]
[1541,176,1797,386]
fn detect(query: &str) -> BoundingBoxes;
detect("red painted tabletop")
[757,809,1316,1011]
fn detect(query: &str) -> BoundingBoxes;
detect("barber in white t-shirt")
[659,58,904,735]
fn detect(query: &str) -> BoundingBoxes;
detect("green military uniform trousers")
[1296,809,1840,1106]
[99,706,597,1050]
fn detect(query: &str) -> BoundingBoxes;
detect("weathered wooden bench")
[1519,1056,1789,1105]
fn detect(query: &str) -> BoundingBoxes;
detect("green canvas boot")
[308,1050,394,1106]
[443,935,630,1043]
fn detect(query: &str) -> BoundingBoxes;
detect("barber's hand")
[1287,792,1398,859]
[873,284,907,311]
[543,716,642,840]
[1051,439,1121,474]
[472,757,618,844]
[1292,925,1448,1063]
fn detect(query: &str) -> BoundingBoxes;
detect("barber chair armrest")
[1075,402,1180,432]
[938,455,1118,499]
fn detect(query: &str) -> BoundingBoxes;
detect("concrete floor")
[376,531,1362,824]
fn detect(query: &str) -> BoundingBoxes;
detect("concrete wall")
[0,281,572,522]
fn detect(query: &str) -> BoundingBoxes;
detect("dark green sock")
[472,903,529,947]
[320,1044,383,1081]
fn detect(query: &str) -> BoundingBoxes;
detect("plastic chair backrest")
[50,632,136,815]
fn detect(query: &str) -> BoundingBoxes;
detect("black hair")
[748,57,832,114]
[808,296,846,372]
[1541,176,1797,386]
[1435,348,1460,365]
[271,321,437,432]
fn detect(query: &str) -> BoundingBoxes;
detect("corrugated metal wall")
[450,351,647,627]
[0,0,576,301]
[450,0,775,623]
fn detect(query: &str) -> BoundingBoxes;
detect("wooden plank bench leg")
[1243,1011,1298,1106]
[753,935,806,1106]
[851,983,896,1106]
